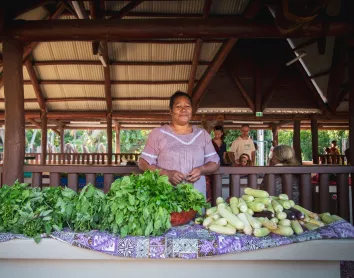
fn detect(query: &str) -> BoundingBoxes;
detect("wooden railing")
[319,154,347,165]
[0,165,351,222]
[0,153,140,165]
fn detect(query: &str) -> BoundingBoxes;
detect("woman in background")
[260,145,300,204]
[212,125,227,166]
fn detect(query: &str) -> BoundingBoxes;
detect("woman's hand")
[186,167,202,183]
[164,170,186,186]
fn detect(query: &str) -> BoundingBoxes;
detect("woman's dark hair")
[169,91,193,110]
[213,125,225,141]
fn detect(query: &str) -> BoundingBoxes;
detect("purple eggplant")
[289,207,305,220]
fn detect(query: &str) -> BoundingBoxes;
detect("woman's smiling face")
[170,96,192,125]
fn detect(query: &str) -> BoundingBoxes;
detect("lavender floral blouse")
[140,124,220,197]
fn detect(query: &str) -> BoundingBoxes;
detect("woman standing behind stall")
[212,125,227,166]
[138,91,220,198]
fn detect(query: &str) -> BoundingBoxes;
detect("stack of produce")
[0,170,210,241]
[198,187,344,236]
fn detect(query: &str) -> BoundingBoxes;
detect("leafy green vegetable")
[0,170,209,240]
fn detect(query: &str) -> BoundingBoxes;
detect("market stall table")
[1,221,354,278]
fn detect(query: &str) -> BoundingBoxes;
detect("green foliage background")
[24,128,348,162]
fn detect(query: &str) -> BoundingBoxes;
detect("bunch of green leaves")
[42,186,77,232]
[0,182,52,242]
[102,170,175,237]
[170,183,210,214]
[71,183,105,232]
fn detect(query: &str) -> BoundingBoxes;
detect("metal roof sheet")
[113,100,169,111]
[47,101,106,111]
[23,66,30,80]
[35,65,104,80]
[200,43,222,61]
[109,43,194,61]
[111,84,188,98]
[337,100,348,112]
[33,42,98,61]
[24,103,40,110]
[110,65,191,81]
[41,84,105,99]
[23,85,37,99]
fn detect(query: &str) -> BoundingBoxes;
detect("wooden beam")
[326,38,348,111]
[4,19,353,41]
[192,38,238,111]
[41,112,47,165]
[9,97,171,103]
[24,59,46,112]
[254,64,261,113]
[311,118,319,164]
[107,113,113,164]
[71,1,89,19]
[3,39,25,184]
[101,41,112,112]
[349,47,354,167]
[109,0,144,20]
[229,72,255,112]
[188,39,203,95]
[28,118,60,135]
[261,68,282,111]
[285,42,330,116]
[293,120,302,164]
[34,60,211,66]
[22,80,190,85]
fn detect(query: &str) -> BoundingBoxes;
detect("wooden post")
[349,46,354,216]
[3,39,25,185]
[293,120,302,164]
[107,113,112,164]
[115,124,121,153]
[60,126,64,153]
[41,112,47,165]
[271,125,278,145]
[311,118,319,164]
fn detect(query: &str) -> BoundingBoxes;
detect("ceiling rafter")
[187,0,212,96]
[27,118,60,135]
[22,80,191,85]
[24,59,46,112]
[192,38,238,113]
[228,71,255,113]
[33,60,211,66]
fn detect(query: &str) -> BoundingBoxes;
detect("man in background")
[230,124,256,165]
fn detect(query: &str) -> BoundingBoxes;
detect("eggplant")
[289,207,305,220]
[283,209,296,220]
[253,210,275,219]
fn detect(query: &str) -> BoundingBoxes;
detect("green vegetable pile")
[0,170,209,242]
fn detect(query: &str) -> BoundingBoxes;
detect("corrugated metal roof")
[109,43,194,61]
[23,85,37,99]
[23,66,30,80]
[337,100,348,112]
[110,65,191,80]
[210,0,249,14]
[24,103,40,110]
[113,100,169,110]
[111,84,188,98]
[15,6,47,20]
[47,101,107,111]
[0,103,4,111]
[0,87,3,98]
[264,108,321,114]
[104,0,249,15]
[200,43,222,61]
[35,65,104,80]
[106,1,204,13]
[33,42,97,61]
[41,84,105,99]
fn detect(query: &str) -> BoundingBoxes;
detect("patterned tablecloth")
[1,220,354,276]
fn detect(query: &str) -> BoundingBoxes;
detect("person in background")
[260,145,300,204]
[330,140,340,155]
[138,91,220,198]
[345,148,351,165]
[230,124,256,165]
[212,125,227,166]
[267,140,277,166]
[235,153,251,167]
